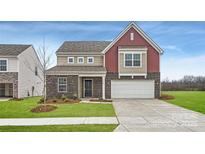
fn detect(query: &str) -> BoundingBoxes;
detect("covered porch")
[78,74,106,99]
[46,66,107,99]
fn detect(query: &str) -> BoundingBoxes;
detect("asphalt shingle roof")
[56,41,111,53]
[47,66,106,73]
[0,44,31,56]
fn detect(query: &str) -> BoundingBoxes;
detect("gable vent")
[130,32,134,41]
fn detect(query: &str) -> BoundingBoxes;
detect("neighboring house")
[46,22,163,99]
[0,44,43,98]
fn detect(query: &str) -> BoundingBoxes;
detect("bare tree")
[24,39,53,103]
[37,40,53,103]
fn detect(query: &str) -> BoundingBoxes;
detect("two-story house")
[0,44,43,98]
[46,22,163,99]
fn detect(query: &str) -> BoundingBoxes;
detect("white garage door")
[111,80,154,98]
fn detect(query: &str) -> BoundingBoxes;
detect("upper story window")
[58,77,67,92]
[130,32,134,41]
[67,57,74,64]
[0,59,8,71]
[35,67,38,76]
[87,57,94,64]
[77,57,84,63]
[124,53,141,67]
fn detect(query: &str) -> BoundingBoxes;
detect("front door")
[84,80,92,97]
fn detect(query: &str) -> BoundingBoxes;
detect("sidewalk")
[0,117,118,126]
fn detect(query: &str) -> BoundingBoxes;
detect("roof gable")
[56,41,111,54]
[102,22,163,54]
[0,44,31,56]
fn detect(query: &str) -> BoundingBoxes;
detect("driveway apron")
[113,99,205,132]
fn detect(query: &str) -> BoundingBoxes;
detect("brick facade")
[105,72,118,99]
[46,75,78,99]
[46,75,103,99]
[0,72,18,98]
[147,72,160,98]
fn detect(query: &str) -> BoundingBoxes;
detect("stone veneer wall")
[147,72,160,98]
[105,72,118,99]
[105,72,160,99]
[0,72,18,98]
[46,75,78,99]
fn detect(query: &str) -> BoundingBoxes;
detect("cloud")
[162,45,182,51]
[185,29,205,34]
[0,22,124,34]
[175,54,205,64]
[161,45,185,55]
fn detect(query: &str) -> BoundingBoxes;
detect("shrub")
[61,95,67,101]
[52,99,57,103]
[37,98,45,104]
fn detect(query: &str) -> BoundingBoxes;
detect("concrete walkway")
[0,97,11,101]
[0,117,118,126]
[113,99,205,132]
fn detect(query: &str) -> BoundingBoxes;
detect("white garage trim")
[111,80,154,99]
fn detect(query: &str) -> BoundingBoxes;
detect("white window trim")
[77,57,84,64]
[0,58,8,72]
[58,77,67,93]
[67,57,74,64]
[87,57,94,64]
[124,52,142,68]
[119,73,147,78]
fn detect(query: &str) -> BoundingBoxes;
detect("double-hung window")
[58,77,67,92]
[0,59,7,71]
[77,57,84,63]
[68,57,74,64]
[124,53,141,67]
[87,57,94,64]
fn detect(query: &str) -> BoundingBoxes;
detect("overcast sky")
[0,21,204,80]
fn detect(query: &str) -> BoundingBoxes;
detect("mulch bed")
[31,105,57,113]
[89,99,113,102]
[159,94,175,100]
[45,98,81,104]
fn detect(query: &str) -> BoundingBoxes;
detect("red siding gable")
[105,27,160,73]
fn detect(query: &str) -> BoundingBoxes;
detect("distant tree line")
[161,75,205,91]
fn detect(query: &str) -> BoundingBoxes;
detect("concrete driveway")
[113,99,205,132]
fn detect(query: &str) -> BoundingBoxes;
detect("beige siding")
[57,56,103,66]
[18,46,43,98]
[0,57,18,72]
[118,53,147,74]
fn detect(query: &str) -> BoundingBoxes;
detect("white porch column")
[102,76,105,99]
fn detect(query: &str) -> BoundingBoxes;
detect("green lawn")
[162,91,205,114]
[0,124,118,132]
[0,97,116,118]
